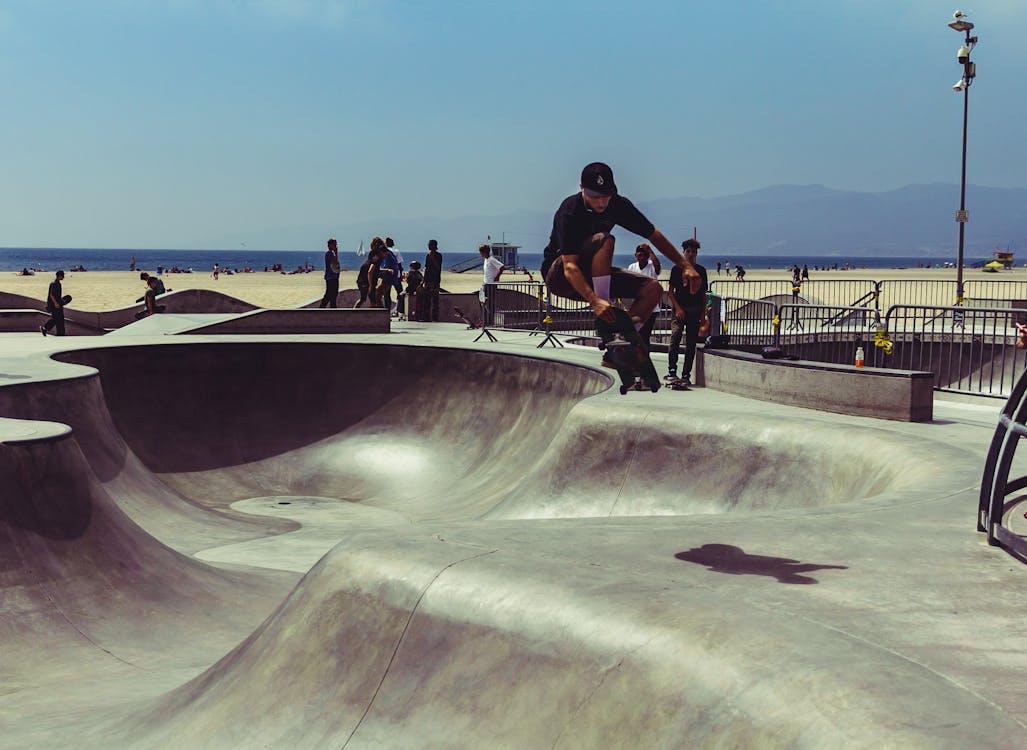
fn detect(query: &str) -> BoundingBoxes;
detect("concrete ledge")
[0,309,104,336]
[174,308,391,335]
[699,348,934,421]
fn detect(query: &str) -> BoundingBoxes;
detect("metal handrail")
[978,367,1027,563]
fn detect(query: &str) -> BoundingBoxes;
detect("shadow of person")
[675,543,847,585]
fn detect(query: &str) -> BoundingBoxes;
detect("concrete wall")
[699,349,934,422]
[177,308,390,335]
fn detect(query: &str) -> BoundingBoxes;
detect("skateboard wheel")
[650,383,660,392]
[619,385,629,395]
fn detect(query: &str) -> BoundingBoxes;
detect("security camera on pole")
[948,10,978,307]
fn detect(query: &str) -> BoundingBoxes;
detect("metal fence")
[479,278,1027,397]
[978,365,1027,563]
[884,304,1027,397]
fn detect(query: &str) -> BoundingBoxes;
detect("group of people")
[321,236,444,322]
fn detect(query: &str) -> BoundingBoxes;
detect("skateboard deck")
[61,295,73,305]
[595,308,660,394]
[453,306,479,329]
[666,378,691,391]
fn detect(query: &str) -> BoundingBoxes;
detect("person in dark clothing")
[143,277,166,317]
[373,237,399,310]
[405,261,424,322]
[136,272,167,302]
[422,239,443,322]
[320,237,341,308]
[665,239,708,385]
[354,253,373,308]
[542,162,699,334]
[41,270,66,336]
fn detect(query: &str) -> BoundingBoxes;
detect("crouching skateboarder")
[542,162,701,387]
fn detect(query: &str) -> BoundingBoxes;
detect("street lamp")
[949,10,978,305]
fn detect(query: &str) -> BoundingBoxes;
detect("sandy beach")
[1,264,1020,312]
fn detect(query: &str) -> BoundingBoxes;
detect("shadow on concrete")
[675,543,848,584]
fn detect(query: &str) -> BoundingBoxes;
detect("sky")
[2,0,1026,250]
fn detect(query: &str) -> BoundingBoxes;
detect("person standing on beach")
[320,237,341,308]
[422,239,443,322]
[40,270,66,337]
[129,256,137,271]
[541,162,699,338]
[665,239,707,385]
[212,262,220,280]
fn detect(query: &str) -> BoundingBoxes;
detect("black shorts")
[544,256,654,301]
[544,230,655,301]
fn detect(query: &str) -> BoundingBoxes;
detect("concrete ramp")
[2,340,1026,747]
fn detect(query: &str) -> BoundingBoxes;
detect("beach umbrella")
[985,260,1004,269]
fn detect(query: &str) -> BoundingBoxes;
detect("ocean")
[0,247,989,274]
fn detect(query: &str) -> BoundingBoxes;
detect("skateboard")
[595,308,660,394]
[453,306,479,329]
[666,378,691,391]
[61,295,73,305]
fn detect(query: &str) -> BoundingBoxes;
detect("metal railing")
[776,303,881,365]
[477,279,1027,397]
[884,304,1027,397]
[978,366,1027,563]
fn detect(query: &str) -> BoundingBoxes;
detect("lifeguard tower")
[488,242,521,271]
[449,241,524,274]
[994,247,1015,269]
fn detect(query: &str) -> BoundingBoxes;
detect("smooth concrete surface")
[701,348,935,422]
[1,325,1026,748]
[175,307,390,335]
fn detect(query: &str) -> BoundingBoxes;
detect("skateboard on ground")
[595,307,661,394]
[453,306,479,329]
[666,377,691,391]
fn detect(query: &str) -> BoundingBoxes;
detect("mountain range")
[234,183,1027,257]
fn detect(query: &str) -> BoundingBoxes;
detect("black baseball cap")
[581,162,617,197]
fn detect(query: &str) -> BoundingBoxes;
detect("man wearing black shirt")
[542,162,699,328]
[41,270,66,337]
[422,239,443,321]
[666,239,708,385]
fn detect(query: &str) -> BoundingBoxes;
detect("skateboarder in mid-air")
[542,162,700,374]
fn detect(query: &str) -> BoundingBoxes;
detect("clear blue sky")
[1,1,1025,249]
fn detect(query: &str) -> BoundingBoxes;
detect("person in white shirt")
[385,237,406,317]
[479,244,506,326]
[627,243,661,345]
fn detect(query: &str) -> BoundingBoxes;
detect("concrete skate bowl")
[53,342,926,521]
[1,341,989,748]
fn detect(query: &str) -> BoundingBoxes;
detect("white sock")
[594,275,611,302]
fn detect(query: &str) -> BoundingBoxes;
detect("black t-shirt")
[423,252,443,287]
[357,260,372,289]
[543,193,656,262]
[669,263,708,311]
[47,280,62,311]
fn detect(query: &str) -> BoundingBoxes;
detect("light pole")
[949,11,978,305]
